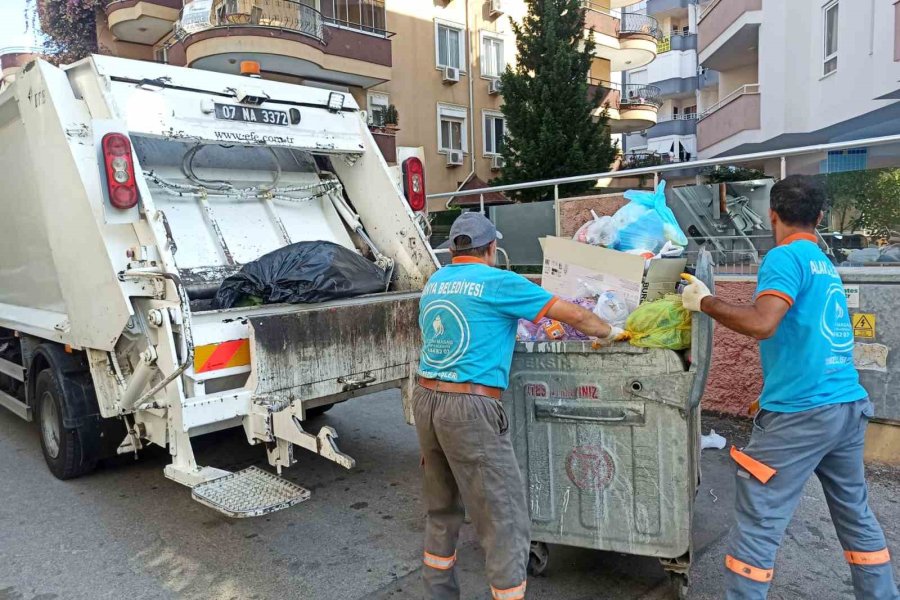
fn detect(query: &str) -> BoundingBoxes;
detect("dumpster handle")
[540,412,627,423]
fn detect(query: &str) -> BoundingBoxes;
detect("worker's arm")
[681,273,790,340]
[547,300,625,341]
[699,295,790,340]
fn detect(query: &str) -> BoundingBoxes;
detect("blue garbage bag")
[610,181,688,254]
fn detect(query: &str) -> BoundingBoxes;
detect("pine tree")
[497,0,617,202]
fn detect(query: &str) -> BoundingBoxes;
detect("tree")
[27,0,102,65]
[495,0,617,202]
[825,169,900,238]
[702,165,767,183]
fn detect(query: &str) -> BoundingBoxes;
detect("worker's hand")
[680,273,711,312]
[591,326,631,349]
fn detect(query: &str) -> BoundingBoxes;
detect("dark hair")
[769,174,826,227]
[450,235,492,257]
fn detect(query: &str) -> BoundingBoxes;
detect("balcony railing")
[591,79,663,107]
[179,0,326,42]
[581,2,663,40]
[699,83,759,119]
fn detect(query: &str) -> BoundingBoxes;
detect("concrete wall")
[716,63,757,101]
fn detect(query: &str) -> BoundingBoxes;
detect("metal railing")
[699,83,759,120]
[180,0,326,42]
[588,78,663,108]
[0,46,44,56]
[665,112,700,120]
[427,133,900,238]
[582,2,664,40]
[698,0,720,22]
[620,13,664,39]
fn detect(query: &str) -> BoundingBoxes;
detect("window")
[481,33,505,78]
[483,112,506,155]
[823,0,838,75]
[330,1,386,34]
[367,92,389,126]
[824,148,867,173]
[436,20,465,71]
[438,104,468,153]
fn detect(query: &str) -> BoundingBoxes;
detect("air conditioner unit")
[490,155,505,171]
[443,66,460,84]
[489,0,504,16]
[446,150,464,167]
[488,78,502,95]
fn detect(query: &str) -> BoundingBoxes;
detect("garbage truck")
[0,55,437,516]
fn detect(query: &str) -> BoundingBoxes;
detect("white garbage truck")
[0,55,437,516]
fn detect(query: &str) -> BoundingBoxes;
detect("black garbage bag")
[215,241,389,309]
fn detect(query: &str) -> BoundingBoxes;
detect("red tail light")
[402,157,426,212]
[102,133,139,209]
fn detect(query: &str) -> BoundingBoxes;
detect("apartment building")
[70,0,660,210]
[696,0,900,174]
[623,0,713,167]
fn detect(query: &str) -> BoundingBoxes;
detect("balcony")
[657,32,696,54]
[589,79,662,133]
[647,0,694,18]
[1,47,41,89]
[105,0,181,45]
[697,84,760,152]
[178,0,392,89]
[647,114,698,138]
[697,0,761,72]
[583,3,663,71]
[369,128,397,164]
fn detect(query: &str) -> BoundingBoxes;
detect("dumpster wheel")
[527,541,550,576]
[667,572,689,600]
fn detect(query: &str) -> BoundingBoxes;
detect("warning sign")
[852,313,876,339]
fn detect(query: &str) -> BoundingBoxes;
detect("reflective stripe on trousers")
[726,399,899,600]
[412,386,530,600]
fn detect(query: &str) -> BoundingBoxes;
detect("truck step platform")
[191,466,310,518]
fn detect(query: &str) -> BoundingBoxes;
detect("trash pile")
[518,179,693,351]
[215,240,389,309]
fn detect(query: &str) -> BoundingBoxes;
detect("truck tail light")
[402,157,426,212]
[102,132,139,209]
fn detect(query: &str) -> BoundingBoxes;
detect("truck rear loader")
[0,55,437,516]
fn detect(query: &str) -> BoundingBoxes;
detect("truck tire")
[36,369,97,480]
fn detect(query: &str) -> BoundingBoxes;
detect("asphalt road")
[1,390,898,600]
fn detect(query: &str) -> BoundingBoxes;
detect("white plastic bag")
[573,211,617,247]
[701,429,727,450]
[593,290,630,328]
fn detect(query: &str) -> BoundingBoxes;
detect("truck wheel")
[527,542,550,576]
[305,403,335,419]
[36,369,97,480]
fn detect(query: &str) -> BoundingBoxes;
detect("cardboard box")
[539,237,687,308]
[642,257,688,303]
[539,237,645,309]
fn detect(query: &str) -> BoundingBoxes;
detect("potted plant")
[384,104,400,131]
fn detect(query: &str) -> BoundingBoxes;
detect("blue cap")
[448,212,503,251]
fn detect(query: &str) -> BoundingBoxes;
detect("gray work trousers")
[412,385,530,600]
[726,398,899,600]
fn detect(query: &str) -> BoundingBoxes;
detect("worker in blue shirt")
[681,175,899,599]
[414,212,625,600]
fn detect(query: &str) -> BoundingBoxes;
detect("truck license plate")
[214,103,289,126]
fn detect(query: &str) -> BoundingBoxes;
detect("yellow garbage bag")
[626,294,692,350]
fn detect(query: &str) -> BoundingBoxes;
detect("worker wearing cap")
[414,212,625,600]
[681,175,899,599]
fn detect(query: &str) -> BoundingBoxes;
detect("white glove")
[592,326,631,349]
[681,273,711,312]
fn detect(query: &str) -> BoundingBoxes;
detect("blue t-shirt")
[756,233,866,412]
[418,258,557,389]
